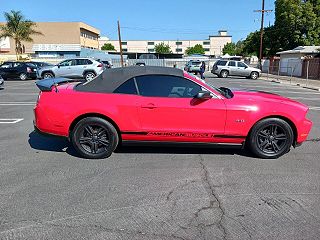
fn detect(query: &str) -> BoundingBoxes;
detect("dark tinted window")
[228,61,236,67]
[238,62,247,68]
[216,60,227,66]
[113,78,138,95]
[76,59,92,65]
[0,62,13,68]
[136,75,202,98]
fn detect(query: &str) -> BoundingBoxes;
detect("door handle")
[141,103,157,109]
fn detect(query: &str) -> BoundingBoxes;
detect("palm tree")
[0,10,42,59]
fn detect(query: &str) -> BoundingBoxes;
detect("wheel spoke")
[84,125,94,136]
[271,141,280,152]
[90,142,98,153]
[97,128,106,137]
[98,138,109,146]
[258,131,268,138]
[260,139,269,150]
[275,134,286,140]
[79,137,91,144]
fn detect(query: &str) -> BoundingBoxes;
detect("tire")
[250,71,259,80]
[19,73,28,81]
[71,117,119,159]
[248,118,294,159]
[42,72,54,79]
[84,71,96,81]
[220,70,229,78]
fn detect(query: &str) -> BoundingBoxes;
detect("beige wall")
[100,33,232,56]
[0,22,100,54]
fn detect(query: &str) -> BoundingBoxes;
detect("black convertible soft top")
[75,66,184,93]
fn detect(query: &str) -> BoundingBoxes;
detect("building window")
[203,41,210,45]
[122,48,128,52]
[204,48,210,52]
[121,42,127,45]
[148,49,155,53]
[176,41,182,45]
[176,48,182,52]
[148,42,154,45]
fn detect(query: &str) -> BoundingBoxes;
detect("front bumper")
[296,118,313,144]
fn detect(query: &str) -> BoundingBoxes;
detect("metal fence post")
[306,60,310,86]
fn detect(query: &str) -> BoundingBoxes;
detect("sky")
[0,0,275,42]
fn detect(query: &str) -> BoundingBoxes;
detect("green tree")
[101,43,115,51]
[0,10,42,59]
[241,0,320,57]
[222,42,237,55]
[185,44,205,55]
[222,41,245,55]
[154,42,172,54]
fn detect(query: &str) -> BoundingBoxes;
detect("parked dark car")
[0,75,4,89]
[0,62,37,80]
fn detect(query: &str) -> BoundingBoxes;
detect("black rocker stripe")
[121,131,245,139]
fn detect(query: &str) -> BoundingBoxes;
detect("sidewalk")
[260,73,320,91]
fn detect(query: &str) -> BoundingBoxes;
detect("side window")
[136,75,202,98]
[76,59,93,65]
[0,63,13,68]
[113,78,138,95]
[228,61,236,67]
[59,60,73,67]
[238,62,247,68]
[216,60,227,66]
[13,62,22,68]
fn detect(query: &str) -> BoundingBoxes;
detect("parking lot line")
[0,102,35,106]
[0,118,24,124]
[309,107,320,110]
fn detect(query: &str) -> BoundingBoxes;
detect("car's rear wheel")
[248,118,294,159]
[250,71,259,80]
[43,72,54,79]
[19,73,27,81]
[71,117,119,159]
[84,72,96,81]
[220,70,229,78]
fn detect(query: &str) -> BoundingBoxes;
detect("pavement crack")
[306,138,320,142]
[196,154,227,240]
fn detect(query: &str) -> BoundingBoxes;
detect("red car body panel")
[34,72,312,146]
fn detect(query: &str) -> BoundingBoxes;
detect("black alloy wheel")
[71,117,119,159]
[248,118,294,159]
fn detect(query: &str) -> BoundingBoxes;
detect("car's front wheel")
[71,117,119,159]
[250,71,259,80]
[248,118,294,159]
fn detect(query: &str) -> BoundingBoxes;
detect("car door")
[226,61,237,76]
[74,59,90,78]
[135,75,227,142]
[55,59,75,77]
[237,62,249,77]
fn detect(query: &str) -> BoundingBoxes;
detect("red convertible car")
[34,66,312,159]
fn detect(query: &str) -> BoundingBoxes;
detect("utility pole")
[254,0,273,69]
[117,20,124,67]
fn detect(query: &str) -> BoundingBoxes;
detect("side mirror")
[57,65,61,68]
[195,91,212,100]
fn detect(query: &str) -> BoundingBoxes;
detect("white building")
[99,30,232,56]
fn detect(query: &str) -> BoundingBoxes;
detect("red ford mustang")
[34,66,312,159]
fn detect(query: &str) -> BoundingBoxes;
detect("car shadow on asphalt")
[28,131,254,158]
[28,131,80,158]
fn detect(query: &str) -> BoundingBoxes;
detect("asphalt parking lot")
[0,74,320,240]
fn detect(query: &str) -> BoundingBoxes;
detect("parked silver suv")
[211,60,261,79]
[37,58,104,81]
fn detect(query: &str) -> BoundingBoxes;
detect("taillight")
[97,63,103,68]
[27,67,32,73]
